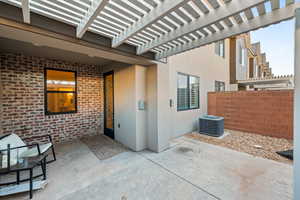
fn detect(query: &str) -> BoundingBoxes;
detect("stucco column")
[294,8,300,200]
[146,64,171,152]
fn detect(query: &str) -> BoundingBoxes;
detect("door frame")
[103,70,115,139]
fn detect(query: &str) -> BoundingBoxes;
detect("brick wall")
[208,90,293,139]
[0,54,104,143]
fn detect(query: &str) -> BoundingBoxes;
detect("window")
[253,59,257,77]
[215,81,225,92]
[45,69,77,115]
[215,40,225,58]
[239,44,246,65]
[177,74,189,110]
[177,73,200,111]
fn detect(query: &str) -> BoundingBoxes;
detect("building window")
[239,44,246,65]
[177,73,200,111]
[215,40,225,58]
[45,69,77,115]
[253,60,257,77]
[215,81,225,92]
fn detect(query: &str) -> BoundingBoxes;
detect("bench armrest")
[0,143,41,170]
[0,143,41,154]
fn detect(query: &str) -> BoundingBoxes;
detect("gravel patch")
[186,130,293,164]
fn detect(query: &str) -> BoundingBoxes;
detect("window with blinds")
[177,73,200,111]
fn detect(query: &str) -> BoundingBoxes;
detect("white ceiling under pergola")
[1,0,299,60]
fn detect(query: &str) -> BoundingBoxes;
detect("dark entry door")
[104,71,114,139]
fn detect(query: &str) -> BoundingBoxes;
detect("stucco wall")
[158,41,230,138]
[112,65,137,151]
[102,64,150,151]
[146,64,171,152]
[146,65,158,151]
[156,63,171,151]
[135,65,147,151]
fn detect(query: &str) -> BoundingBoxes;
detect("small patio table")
[0,154,47,199]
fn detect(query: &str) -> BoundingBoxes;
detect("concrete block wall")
[0,54,103,143]
[208,90,293,139]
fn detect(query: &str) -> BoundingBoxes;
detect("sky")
[250,1,295,76]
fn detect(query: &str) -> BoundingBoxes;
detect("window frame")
[215,81,225,92]
[219,40,225,58]
[177,72,200,111]
[239,44,245,65]
[215,40,225,58]
[44,68,78,115]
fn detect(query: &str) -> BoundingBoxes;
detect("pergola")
[0,0,298,59]
[0,0,299,198]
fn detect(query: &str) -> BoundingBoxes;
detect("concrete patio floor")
[2,135,292,200]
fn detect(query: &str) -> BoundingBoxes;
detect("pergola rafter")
[76,0,109,38]
[137,0,269,55]
[156,2,300,60]
[112,0,191,48]
[21,0,30,24]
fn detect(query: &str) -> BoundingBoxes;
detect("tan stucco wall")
[113,66,138,150]
[146,65,158,151]
[102,41,231,149]
[102,64,159,152]
[158,40,230,138]
[146,64,171,152]
[102,65,137,151]
[156,64,171,151]
[135,65,147,151]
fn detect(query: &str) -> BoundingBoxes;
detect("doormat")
[81,135,128,161]
[276,149,293,160]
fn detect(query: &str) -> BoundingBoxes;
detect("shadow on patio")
[2,135,292,200]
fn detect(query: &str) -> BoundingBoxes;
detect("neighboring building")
[227,33,292,91]
[229,33,274,90]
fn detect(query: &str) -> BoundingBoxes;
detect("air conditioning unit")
[199,115,224,137]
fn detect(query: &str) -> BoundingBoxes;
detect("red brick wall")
[0,54,103,143]
[208,90,294,139]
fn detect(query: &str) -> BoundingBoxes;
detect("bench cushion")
[0,134,28,156]
[1,155,17,168]
[20,143,52,158]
